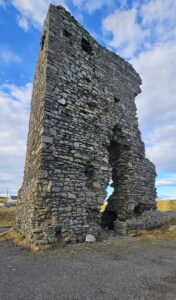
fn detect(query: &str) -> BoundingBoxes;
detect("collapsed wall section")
[16,5,156,245]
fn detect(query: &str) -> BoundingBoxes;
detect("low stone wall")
[114,211,176,235]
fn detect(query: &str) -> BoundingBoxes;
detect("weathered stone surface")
[16,5,156,245]
[85,234,96,243]
[114,211,176,235]
[169,225,176,232]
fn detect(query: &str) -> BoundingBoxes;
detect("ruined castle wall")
[16,5,156,245]
[16,16,50,240]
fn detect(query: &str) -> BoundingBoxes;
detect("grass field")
[0,207,16,227]
[0,197,8,203]
[157,200,176,212]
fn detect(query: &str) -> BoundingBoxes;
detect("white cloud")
[1,82,32,105]
[12,0,50,29]
[119,0,127,9]
[146,128,176,173]
[132,43,176,129]
[102,0,176,57]
[72,0,84,8]
[11,0,68,30]
[0,47,21,64]
[140,0,176,44]
[131,43,176,174]
[17,15,29,31]
[158,195,176,200]
[146,124,176,146]
[0,83,32,194]
[85,0,114,13]
[102,8,149,57]
[72,0,114,13]
[141,0,176,26]
[0,0,5,6]
[156,176,176,187]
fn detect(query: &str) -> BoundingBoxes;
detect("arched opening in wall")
[101,126,132,230]
[101,139,121,230]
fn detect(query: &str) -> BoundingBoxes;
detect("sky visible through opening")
[106,184,114,202]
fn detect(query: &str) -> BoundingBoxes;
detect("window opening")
[64,29,71,38]
[81,37,93,55]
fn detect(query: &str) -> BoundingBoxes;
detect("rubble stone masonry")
[16,5,156,245]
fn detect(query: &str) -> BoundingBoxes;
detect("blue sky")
[0,0,176,199]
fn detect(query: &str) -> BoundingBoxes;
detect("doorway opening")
[101,124,132,229]
[101,139,121,230]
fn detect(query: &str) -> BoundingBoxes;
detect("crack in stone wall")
[16,5,156,245]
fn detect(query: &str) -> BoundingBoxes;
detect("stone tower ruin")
[16,5,156,245]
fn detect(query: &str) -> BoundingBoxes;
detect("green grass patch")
[0,197,8,203]
[0,207,16,227]
[0,229,23,242]
[168,218,176,225]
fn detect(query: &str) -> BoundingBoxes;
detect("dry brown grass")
[133,224,176,241]
[0,229,41,252]
[0,207,41,252]
[157,200,176,212]
[0,227,59,253]
[0,229,24,242]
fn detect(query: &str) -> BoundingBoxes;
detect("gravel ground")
[0,227,11,234]
[0,237,176,300]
